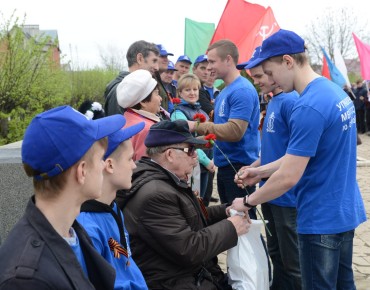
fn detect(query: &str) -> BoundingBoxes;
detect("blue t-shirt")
[213,76,260,167]
[66,227,89,277]
[260,91,298,207]
[77,202,148,290]
[287,77,366,234]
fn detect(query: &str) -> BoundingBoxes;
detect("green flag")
[184,18,215,66]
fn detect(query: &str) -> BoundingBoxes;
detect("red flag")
[321,54,331,80]
[353,33,370,80]
[210,0,280,63]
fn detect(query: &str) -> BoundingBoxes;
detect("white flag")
[333,46,351,87]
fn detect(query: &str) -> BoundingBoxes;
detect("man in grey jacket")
[104,40,160,116]
[119,120,250,290]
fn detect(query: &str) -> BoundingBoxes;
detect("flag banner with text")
[210,0,280,63]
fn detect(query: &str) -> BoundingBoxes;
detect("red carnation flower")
[193,113,206,123]
[204,133,216,141]
[172,98,181,105]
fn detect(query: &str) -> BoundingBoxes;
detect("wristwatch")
[243,195,255,208]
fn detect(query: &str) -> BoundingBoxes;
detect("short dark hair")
[207,39,239,64]
[126,40,159,67]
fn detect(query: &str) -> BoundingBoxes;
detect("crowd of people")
[344,80,370,137]
[0,30,366,290]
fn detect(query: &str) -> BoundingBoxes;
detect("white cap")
[117,69,157,109]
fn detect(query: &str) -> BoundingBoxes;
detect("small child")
[77,121,148,290]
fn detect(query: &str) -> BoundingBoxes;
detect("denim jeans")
[217,163,255,199]
[262,203,301,290]
[298,230,356,290]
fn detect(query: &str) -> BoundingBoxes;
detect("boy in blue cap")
[78,121,148,290]
[0,105,125,289]
[233,29,366,290]
[173,54,192,86]
[239,46,301,289]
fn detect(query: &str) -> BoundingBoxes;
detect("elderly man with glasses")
[118,120,251,290]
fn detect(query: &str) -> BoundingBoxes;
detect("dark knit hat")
[145,120,207,147]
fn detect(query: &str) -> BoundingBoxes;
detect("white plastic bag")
[227,210,269,290]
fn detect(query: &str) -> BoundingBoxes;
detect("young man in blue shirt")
[239,46,301,290]
[233,29,366,290]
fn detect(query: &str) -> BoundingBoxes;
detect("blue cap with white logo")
[194,54,208,65]
[176,55,192,64]
[156,44,174,56]
[167,61,177,71]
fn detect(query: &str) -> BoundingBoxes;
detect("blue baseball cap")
[167,61,177,71]
[156,44,174,56]
[235,46,261,69]
[249,29,305,67]
[244,46,263,69]
[104,122,145,159]
[176,55,192,64]
[22,105,126,180]
[236,61,249,70]
[194,54,208,65]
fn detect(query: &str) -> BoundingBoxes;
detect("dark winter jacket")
[118,158,237,290]
[0,197,115,290]
[198,88,214,117]
[104,71,130,116]
[354,85,367,110]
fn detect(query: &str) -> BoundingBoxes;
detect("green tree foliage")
[69,68,118,109]
[0,14,70,144]
[0,14,119,145]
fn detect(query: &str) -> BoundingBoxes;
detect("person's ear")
[105,158,114,173]
[226,54,233,65]
[76,161,87,184]
[282,55,294,68]
[164,148,175,163]
[137,53,144,64]
[139,101,147,110]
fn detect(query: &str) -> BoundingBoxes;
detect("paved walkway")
[213,133,370,289]
[4,136,369,287]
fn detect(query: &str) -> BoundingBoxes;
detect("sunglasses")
[163,145,196,156]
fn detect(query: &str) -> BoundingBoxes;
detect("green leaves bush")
[0,15,118,145]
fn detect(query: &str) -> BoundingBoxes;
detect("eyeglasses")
[163,145,196,156]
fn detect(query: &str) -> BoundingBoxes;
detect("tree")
[0,13,122,145]
[98,44,127,71]
[303,7,369,65]
[0,13,71,144]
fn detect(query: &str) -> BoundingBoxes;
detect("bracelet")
[243,195,256,208]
